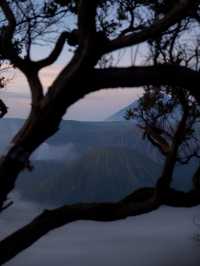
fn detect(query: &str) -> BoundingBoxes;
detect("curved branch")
[105,0,197,53]
[0,184,200,265]
[0,188,158,265]
[47,0,100,97]
[36,32,69,69]
[0,61,199,213]
[0,0,101,212]
[0,1,25,69]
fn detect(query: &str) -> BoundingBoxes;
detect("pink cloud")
[2,65,143,121]
[39,65,64,89]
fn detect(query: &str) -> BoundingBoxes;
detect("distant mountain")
[0,117,197,206]
[42,120,166,164]
[106,94,182,123]
[0,118,24,151]
[106,100,138,121]
[16,147,161,206]
[0,118,161,162]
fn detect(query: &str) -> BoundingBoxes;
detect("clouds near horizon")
[1,64,143,121]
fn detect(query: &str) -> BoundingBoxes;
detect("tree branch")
[92,64,200,102]
[104,0,197,53]
[0,99,8,118]
[0,59,199,213]
[156,107,189,198]
[78,0,98,40]
[46,0,100,98]
[0,0,101,212]
[0,1,30,72]
[36,32,69,69]
[0,0,16,38]
[26,70,44,105]
[192,164,200,190]
[0,187,158,265]
[0,184,200,265]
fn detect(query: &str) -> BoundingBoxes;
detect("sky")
[0,44,143,121]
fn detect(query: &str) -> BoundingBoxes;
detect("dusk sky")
[1,44,143,121]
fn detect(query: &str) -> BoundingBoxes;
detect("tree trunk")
[156,108,188,201]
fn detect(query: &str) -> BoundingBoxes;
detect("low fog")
[0,115,200,266]
[1,194,200,266]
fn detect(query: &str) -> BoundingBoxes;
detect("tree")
[126,88,200,190]
[0,59,9,118]
[0,0,200,264]
[125,24,200,195]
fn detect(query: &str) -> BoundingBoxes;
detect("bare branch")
[104,0,197,53]
[36,31,69,69]
[0,1,23,68]
[47,0,100,95]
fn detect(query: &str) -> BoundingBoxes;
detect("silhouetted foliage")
[0,0,200,264]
